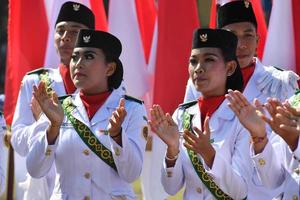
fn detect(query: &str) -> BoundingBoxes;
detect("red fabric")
[209,0,217,28]
[59,64,76,94]
[153,0,200,114]
[198,95,225,126]
[292,0,300,81]
[241,62,255,89]
[251,0,267,59]
[80,91,111,120]
[135,0,157,64]
[4,0,49,125]
[90,0,108,31]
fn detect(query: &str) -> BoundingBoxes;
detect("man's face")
[223,22,258,68]
[54,21,88,65]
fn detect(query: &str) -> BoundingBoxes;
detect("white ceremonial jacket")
[161,99,251,200]
[27,89,147,200]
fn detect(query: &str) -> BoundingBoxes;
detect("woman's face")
[188,48,236,97]
[70,47,116,95]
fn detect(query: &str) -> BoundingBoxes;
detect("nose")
[237,37,247,50]
[74,57,83,69]
[194,63,205,74]
[61,31,71,43]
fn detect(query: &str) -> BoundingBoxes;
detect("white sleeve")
[108,103,147,183]
[205,129,249,199]
[11,75,38,156]
[26,119,58,178]
[251,138,285,189]
[161,151,185,195]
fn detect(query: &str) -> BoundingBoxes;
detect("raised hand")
[148,104,180,149]
[226,90,266,137]
[183,117,215,168]
[108,98,127,138]
[33,82,64,126]
[259,98,300,150]
[31,96,42,121]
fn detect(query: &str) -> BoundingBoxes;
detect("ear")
[226,60,237,77]
[106,62,117,77]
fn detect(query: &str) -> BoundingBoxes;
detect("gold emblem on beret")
[83,35,91,43]
[73,4,80,11]
[244,0,250,8]
[200,34,208,42]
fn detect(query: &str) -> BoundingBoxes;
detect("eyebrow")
[83,50,97,55]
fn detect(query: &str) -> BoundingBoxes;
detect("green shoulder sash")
[61,97,117,172]
[182,109,245,200]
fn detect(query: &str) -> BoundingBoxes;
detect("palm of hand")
[156,120,179,146]
[239,105,265,133]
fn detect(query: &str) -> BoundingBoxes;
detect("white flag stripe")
[263,0,295,70]
[108,0,150,98]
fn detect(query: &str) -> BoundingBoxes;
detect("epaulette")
[26,68,49,75]
[179,100,198,109]
[273,66,284,71]
[58,94,72,104]
[124,95,144,104]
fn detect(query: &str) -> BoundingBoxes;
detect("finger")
[275,113,295,127]
[227,90,245,109]
[119,98,125,108]
[203,117,211,138]
[109,118,118,127]
[225,92,243,111]
[183,142,197,152]
[284,102,300,117]
[184,129,199,142]
[276,106,292,120]
[265,102,276,118]
[227,103,240,116]
[166,113,177,126]
[112,112,121,125]
[52,92,59,105]
[254,98,264,113]
[152,105,161,121]
[279,124,300,134]
[233,90,250,107]
[256,110,273,125]
[157,105,166,120]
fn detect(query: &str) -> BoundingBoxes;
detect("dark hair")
[223,54,243,92]
[103,51,123,90]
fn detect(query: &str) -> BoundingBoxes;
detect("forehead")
[55,21,88,30]
[73,47,103,55]
[222,22,256,33]
[191,47,222,56]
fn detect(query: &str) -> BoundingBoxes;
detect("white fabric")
[27,89,147,200]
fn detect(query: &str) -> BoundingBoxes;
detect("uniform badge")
[142,126,148,140]
[244,0,250,8]
[73,4,80,11]
[200,34,208,42]
[83,35,91,43]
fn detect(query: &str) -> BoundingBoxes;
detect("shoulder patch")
[58,94,72,104]
[124,95,144,104]
[179,100,198,109]
[26,68,49,75]
[289,90,300,108]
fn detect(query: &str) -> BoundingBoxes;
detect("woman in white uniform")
[148,28,251,200]
[26,29,147,200]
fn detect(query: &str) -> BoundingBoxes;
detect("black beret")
[192,28,238,60]
[55,1,95,29]
[218,0,257,28]
[75,29,123,89]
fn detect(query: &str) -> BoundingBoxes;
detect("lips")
[74,72,86,78]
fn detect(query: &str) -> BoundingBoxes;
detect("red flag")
[135,0,157,64]
[153,0,200,113]
[90,0,108,31]
[209,0,217,28]
[292,0,300,75]
[251,0,267,59]
[4,0,49,125]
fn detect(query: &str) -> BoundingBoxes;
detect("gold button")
[83,149,89,156]
[196,187,202,193]
[84,172,90,179]
[293,195,298,200]
[258,158,265,166]
[115,148,120,156]
[294,168,300,175]
[167,171,172,177]
[45,148,51,156]
[84,196,90,200]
